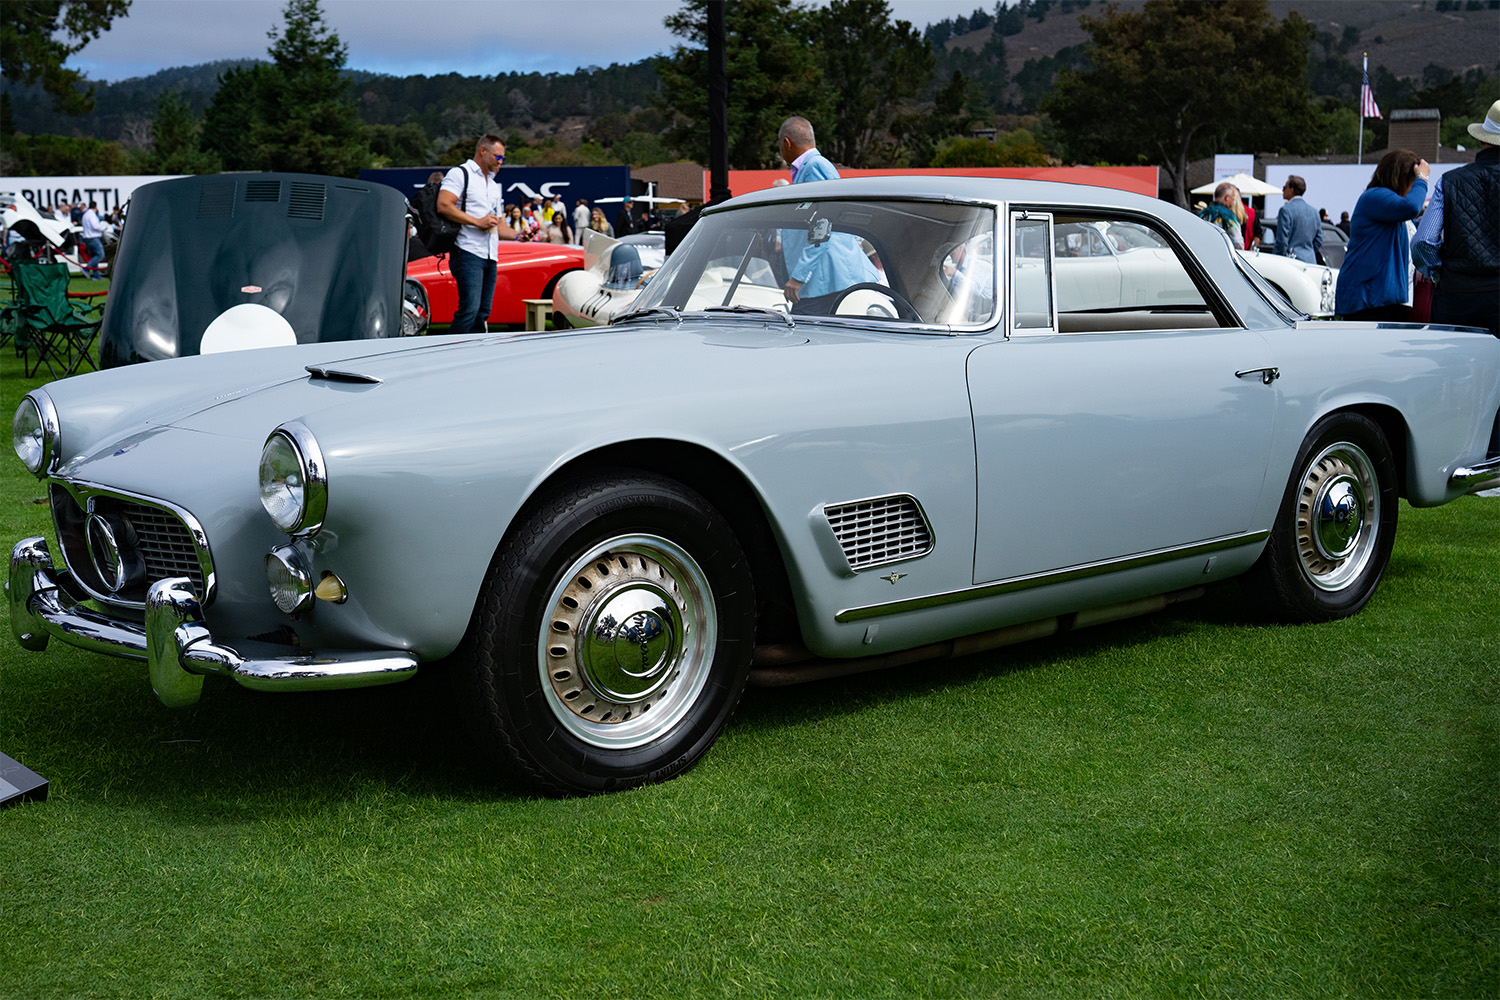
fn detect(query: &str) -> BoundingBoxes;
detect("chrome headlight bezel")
[265,544,314,615]
[258,421,327,536]
[13,391,60,478]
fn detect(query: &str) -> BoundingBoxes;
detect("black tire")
[1245,412,1397,622]
[458,472,756,795]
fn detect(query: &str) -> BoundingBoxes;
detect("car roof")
[705,176,1231,273]
[715,175,1179,218]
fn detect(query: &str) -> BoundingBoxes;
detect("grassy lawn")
[2,323,1496,998]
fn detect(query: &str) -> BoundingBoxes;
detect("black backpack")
[411,170,467,258]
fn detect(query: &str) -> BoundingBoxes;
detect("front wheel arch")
[508,440,801,649]
[1245,410,1399,622]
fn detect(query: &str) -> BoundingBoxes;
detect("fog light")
[315,571,348,604]
[265,545,312,615]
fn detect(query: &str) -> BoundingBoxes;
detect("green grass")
[2,330,1497,998]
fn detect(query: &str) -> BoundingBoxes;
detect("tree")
[814,0,934,166]
[931,130,1049,167]
[890,68,975,166]
[145,90,220,174]
[201,63,278,171]
[260,0,367,174]
[199,0,367,175]
[0,0,130,115]
[1045,0,1320,206]
[657,0,828,168]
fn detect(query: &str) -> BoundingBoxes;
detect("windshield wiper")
[614,305,682,324]
[703,305,796,328]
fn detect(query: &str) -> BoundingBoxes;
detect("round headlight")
[13,392,59,478]
[258,422,327,535]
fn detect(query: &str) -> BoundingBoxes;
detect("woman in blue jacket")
[1335,149,1431,321]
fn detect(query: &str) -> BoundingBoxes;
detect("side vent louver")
[288,182,326,220]
[197,183,236,219]
[244,179,282,203]
[824,494,934,571]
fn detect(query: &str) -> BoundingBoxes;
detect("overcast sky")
[70,0,993,82]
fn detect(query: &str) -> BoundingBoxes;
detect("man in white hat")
[1413,99,1500,334]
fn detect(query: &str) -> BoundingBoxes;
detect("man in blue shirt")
[777,116,877,305]
[1274,175,1323,264]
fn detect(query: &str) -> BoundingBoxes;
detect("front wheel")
[458,473,755,794]
[1245,412,1397,622]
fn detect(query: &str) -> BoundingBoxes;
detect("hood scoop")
[305,365,383,385]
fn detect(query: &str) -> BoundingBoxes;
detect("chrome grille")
[824,494,934,571]
[50,482,212,607]
[120,500,205,591]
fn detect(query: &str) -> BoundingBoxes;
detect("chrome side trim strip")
[834,530,1270,623]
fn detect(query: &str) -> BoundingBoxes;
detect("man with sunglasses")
[438,134,517,334]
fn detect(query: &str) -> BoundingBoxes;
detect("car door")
[968,210,1279,584]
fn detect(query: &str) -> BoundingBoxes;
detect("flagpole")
[1359,53,1366,165]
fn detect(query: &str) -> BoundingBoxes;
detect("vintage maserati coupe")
[11,177,1500,795]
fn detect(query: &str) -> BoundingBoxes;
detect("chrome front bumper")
[9,537,418,707]
[1450,456,1500,494]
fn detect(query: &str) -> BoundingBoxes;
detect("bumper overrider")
[9,537,418,708]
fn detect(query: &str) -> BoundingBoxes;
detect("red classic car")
[406,242,583,328]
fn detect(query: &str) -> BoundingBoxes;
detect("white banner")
[1262,163,1464,224]
[0,175,187,214]
[1213,154,1255,183]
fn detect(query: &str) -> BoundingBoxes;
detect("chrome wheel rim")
[538,534,716,749]
[1295,441,1379,591]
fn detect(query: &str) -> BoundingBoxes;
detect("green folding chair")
[11,262,104,379]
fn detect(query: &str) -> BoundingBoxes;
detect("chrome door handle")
[1235,367,1280,384]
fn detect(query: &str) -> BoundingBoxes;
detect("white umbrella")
[1191,172,1281,197]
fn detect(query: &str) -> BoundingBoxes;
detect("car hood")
[41,322,828,471]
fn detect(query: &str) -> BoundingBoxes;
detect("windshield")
[633,198,997,327]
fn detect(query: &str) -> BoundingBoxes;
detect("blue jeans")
[450,245,496,334]
[82,237,105,277]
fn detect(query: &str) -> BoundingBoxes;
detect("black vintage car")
[99,173,426,367]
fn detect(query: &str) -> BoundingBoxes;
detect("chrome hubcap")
[1296,443,1378,591]
[539,534,715,749]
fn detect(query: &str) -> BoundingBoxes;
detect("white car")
[1053,219,1336,317]
[553,231,666,328]
[1240,246,1338,317]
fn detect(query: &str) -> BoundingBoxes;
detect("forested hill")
[3,59,661,142]
[5,0,1495,144]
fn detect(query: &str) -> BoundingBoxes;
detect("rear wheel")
[1246,412,1397,621]
[458,472,755,794]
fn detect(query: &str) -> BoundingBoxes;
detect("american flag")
[1361,67,1382,119]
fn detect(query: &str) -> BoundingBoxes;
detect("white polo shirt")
[441,159,505,260]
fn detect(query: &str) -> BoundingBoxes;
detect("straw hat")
[1468,99,1500,146]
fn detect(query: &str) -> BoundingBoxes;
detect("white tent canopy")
[1191,172,1281,197]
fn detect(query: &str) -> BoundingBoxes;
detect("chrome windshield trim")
[48,477,217,609]
[834,530,1270,623]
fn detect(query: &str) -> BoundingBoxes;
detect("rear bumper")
[9,537,418,707]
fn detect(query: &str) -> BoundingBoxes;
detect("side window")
[1048,214,1224,333]
[1010,214,1054,331]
